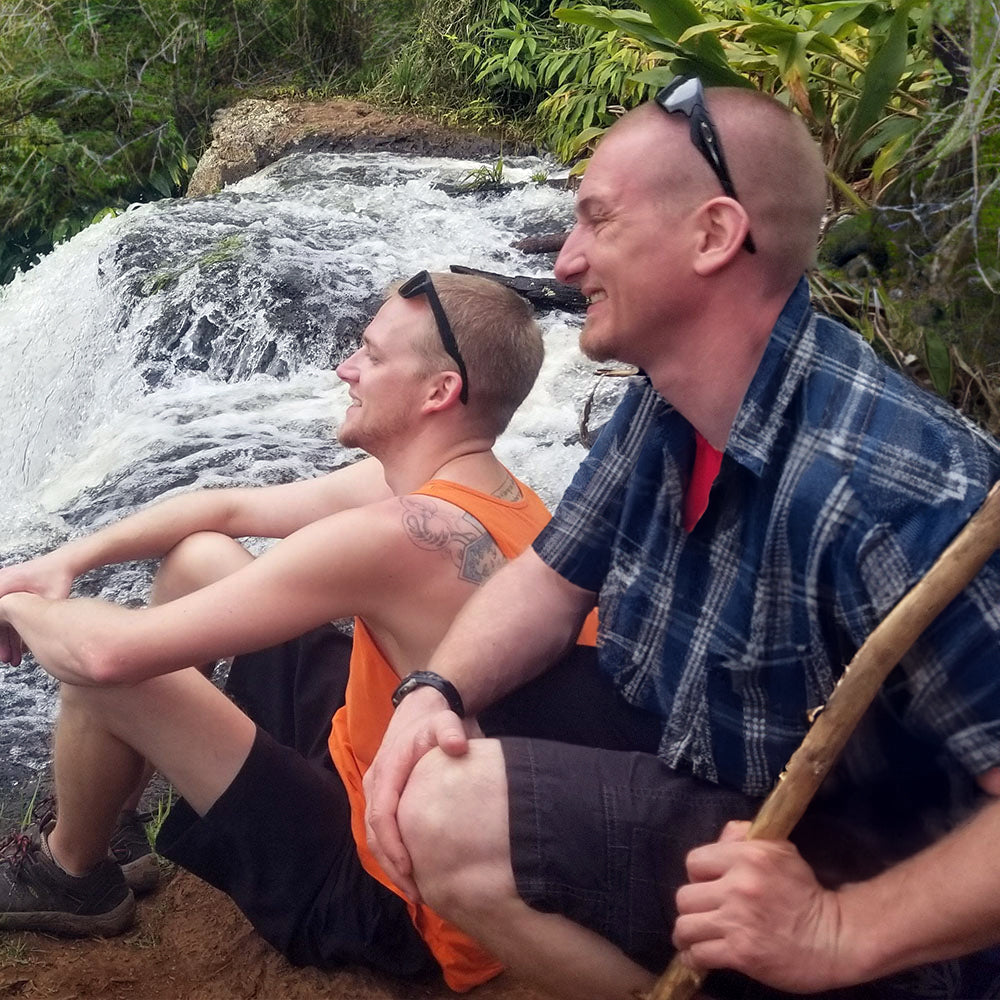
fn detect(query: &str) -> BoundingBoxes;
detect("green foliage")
[462,155,506,189]
[548,0,938,187]
[0,0,370,283]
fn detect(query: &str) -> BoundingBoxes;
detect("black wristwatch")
[391,671,466,718]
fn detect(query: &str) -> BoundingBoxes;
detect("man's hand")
[0,553,76,665]
[364,684,473,901]
[672,820,853,993]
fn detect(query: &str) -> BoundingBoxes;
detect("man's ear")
[692,197,750,276]
[423,370,464,413]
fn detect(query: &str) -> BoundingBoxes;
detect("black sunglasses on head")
[654,76,756,254]
[398,270,469,405]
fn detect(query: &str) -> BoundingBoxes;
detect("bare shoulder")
[395,494,504,585]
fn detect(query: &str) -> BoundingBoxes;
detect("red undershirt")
[683,432,724,533]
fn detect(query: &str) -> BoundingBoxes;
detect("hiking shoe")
[0,824,135,937]
[110,810,160,896]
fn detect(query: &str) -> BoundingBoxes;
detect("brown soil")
[0,866,550,1000]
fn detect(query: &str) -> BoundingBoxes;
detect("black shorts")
[156,625,435,978]
[496,654,1000,1000]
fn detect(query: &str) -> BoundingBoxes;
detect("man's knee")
[152,532,252,603]
[398,741,515,917]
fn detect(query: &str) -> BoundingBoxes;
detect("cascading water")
[0,150,625,805]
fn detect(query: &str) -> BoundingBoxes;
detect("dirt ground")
[0,867,551,1000]
[0,98,553,1000]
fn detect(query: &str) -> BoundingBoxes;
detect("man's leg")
[120,531,254,814]
[0,666,254,936]
[47,669,255,879]
[398,741,656,1000]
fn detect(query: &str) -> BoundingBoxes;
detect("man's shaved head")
[606,90,827,292]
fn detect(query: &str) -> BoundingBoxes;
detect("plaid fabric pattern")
[535,278,1000,798]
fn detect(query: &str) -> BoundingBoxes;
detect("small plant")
[462,155,507,190]
[0,936,30,966]
[530,169,549,183]
[148,787,173,840]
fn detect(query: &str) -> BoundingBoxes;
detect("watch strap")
[391,671,466,718]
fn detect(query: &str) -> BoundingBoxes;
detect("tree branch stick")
[650,482,1000,1000]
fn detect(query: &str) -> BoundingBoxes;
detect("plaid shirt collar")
[727,276,813,477]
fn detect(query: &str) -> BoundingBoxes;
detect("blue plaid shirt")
[535,278,1000,800]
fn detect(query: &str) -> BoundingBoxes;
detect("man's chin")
[337,425,360,449]
[579,329,616,363]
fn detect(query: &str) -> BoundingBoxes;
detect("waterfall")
[0,150,625,799]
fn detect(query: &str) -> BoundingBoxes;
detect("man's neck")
[379,437,504,497]
[642,292,783,449]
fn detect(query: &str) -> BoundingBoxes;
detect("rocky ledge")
[186,97,534,197]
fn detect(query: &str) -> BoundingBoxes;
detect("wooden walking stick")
[650,482,1000,1000]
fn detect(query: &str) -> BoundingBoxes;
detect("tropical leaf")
[924,327,953,398]
[633,0,728,66]
[843,0,915,147]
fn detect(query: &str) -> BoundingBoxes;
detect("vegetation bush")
[3,0,998,429]
[0,0,373,283]
[375,0,999,429]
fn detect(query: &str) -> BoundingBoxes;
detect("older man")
[0,271,579,991]
[365,83,1000,999]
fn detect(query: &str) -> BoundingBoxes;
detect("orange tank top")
[328,476,596,991]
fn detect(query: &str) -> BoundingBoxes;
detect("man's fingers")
[365,797,421,902]
[718,819,751,844]
[684,838,750,882]
[436,711,470,755]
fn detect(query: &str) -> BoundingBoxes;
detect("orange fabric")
[329,476,595,992]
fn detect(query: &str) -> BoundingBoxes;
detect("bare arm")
[673,795,1000,991]
[0,457,392,664]
[0,495,410,686]
[364,546,596,898]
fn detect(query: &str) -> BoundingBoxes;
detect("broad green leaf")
[806,4,874,37]
[924,328,953,398]
[802,31,843,58]
[553,8,623,33]
[676,21,740,42]
[854,113,918,164]
[555,7,672,52]
[634,0,728,66]
[844,0,915,146]
[871,121,920,184]
[630,58,748,89]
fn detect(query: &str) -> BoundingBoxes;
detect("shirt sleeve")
[533,381,648,593]
[852,481,1000,780]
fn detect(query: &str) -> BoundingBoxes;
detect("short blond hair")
[388,272,544,436]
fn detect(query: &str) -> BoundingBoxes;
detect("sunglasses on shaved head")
[398,270,469,405]
[654,76,756,254]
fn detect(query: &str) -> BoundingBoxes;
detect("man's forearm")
[838,794,1000,983]
[53,490,245,577]
[0,592,133,685]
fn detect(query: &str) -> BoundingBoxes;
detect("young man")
[364,85,1000,999]
[0,271,560,990]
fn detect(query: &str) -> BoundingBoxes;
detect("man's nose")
[554,226,584,284]
[336,349,361,382]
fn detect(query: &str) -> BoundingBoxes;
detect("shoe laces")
[0,831,36,872]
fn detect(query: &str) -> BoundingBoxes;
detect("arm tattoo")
[399,496,505,584]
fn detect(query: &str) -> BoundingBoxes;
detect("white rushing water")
[0,150,625,796]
